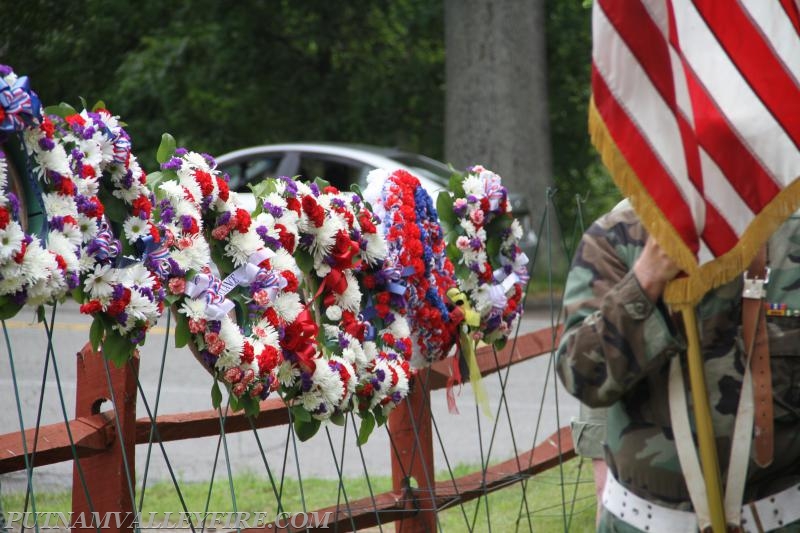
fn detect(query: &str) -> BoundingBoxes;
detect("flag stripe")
[778,0,800,36]
[592,65,700,254]
[593,3,705,231]
[674,1,800,187]
[743,0,800,83]
[599,0,703,192]
[692,0,800,148]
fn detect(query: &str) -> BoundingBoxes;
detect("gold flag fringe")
[588,96,800,306]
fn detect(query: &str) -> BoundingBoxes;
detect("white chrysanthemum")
[127,289,159,322]
[459,218,477,236]
[75,173,100,197]
[121,263,155,287]
[111,181,141,203]
[218,316,245,360]
[184,151,212,170]
[177,170,203,203]
[264,192,287,209]
[43,193,78,218]
[76,214,99,243]
[387,315,411,340]
[362,168,390,219]
[362,341,378,361]
[0,260,26,294]
[78,252,96,273]
[0,221,24,261]
[274,292,303,322]
[276,360,300,387]
[47,232,80,273]
[341,341,367,369]
[32,144,71,177]
[509,219,523,241]
[270,248,300,274]
[294,181,314,197]
[178,298,207,320]
[334,271,362,312]
[459,271,480,293]
[252,320,280,347]
[171,235,210,272]
[254,211,276,229]
[123,217,149,243]
[0,156,7,194]
[60,220,83,247]
[158,180,186,201]
[361,232,387,265]
[462,175,485,198]
[325,304,342,321]
[225,229,262,267]
[84,264,115,300]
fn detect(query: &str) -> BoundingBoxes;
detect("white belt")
[602,473,800,532]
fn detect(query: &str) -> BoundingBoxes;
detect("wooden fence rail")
[0,325,573,533]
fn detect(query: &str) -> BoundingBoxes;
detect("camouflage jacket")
[557,206,800,507]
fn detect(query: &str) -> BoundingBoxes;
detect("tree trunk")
[445,0,559,269]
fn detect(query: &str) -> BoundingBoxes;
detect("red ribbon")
[445,355,463,414]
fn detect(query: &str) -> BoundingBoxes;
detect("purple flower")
[38,137,55,151]
[161,157,182,171]
[174,147,188,157]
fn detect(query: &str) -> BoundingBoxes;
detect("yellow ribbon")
[447,288,492,418]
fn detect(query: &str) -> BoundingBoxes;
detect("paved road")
[0,302,579,493]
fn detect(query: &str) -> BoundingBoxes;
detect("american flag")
[590,0,800,304]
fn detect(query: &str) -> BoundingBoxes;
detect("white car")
[215,142,537,255]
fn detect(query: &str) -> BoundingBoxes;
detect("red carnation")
[257,345,281,374]
[65,114,85,128]
[82,164,96,179]
[275,223,295,252]
[286,197,301,215]
[216,177,229,201]
[79,300,103,315]
[41,116,55,138]
[301,196,325,227]
[194,170,215,197]
[282,270,299,292]
[235,208,251,233]
[323,186,340,195]
[241,341,255,364]
[0,207,10,230]
[59,178,75,196]
[132,196,152,218]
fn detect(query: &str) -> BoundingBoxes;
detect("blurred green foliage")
[2,0,617,224]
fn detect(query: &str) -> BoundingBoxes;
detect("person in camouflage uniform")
[557,203,800,531]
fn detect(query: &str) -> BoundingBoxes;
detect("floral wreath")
[252,176,411,441]
[439,164,529,347]
[149,139,306,418]
[364,168,459,367]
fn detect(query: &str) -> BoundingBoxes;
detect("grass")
[1,458,596,531]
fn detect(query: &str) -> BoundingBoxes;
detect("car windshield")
[388,154,452,185]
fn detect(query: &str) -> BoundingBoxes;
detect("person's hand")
[633,237,681,302]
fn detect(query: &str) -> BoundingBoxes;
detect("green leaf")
[36,306,45,323]
[350,183,363,197]
[43,102,78,118]
[103,329,133,367]
[174,311,190,348]
[449,172,466,198]
[98,187,130,224]
[78,96,88,111]
[92,100,106,112]
[146,171,164,190]
[229,394,241,412]
[242,396,261,417]
[291,404,312,422]
[249,178,277,199]
[437,191,456,233]
[313,177,331,190]
[156,133,177,165]
[210,241,235,275]
[211,381,222,409]
[487,236,501,262]
[446,241,461,264]
[295,249,314,274]
[90,318,104,352]
[329,411,346,426]
[374,409,387,427]
[294,417,321,442]
[0,298,22,320]
[357,412,375,445]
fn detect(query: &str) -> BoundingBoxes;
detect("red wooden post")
[72,343,138,533]
[388,368,436,532]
